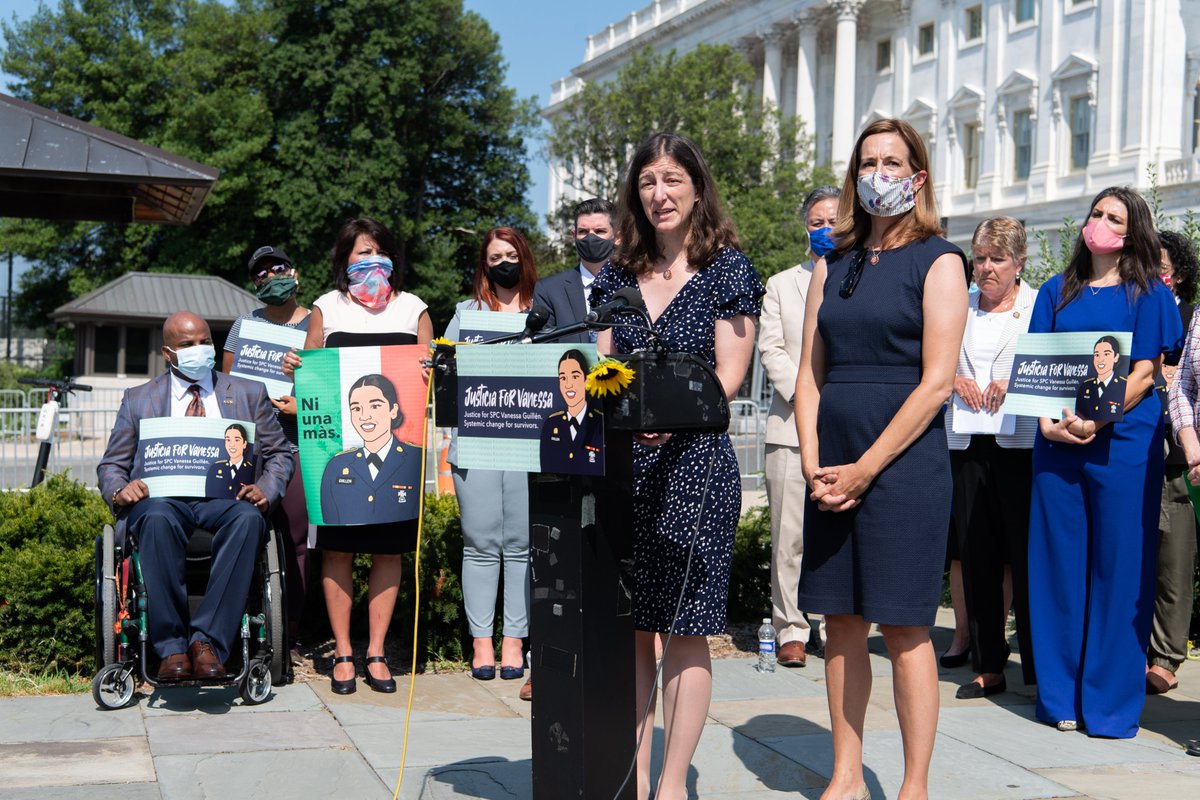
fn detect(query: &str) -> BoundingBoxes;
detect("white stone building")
[545,0,1200,247]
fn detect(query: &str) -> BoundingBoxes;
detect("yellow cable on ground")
[392,366,437,800]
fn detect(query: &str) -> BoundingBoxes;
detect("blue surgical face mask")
[167,344,216,380]
[808,227,837,259]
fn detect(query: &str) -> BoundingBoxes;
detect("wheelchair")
[91,514,290,710]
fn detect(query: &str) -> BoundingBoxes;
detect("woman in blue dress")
[795,118,968,800]
[1027,186,1182,738]
[593,132,763,800]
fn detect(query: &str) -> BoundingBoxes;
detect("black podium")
[528,429,636,799]
[434,334,729,799]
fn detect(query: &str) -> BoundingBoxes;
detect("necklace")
[867,245,882,265]
[1087,277,1119,295]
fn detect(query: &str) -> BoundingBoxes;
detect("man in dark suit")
[98,311,293,681]
[1075,334,1127,422]
[532,198,617,343]
[205,424,255,499]
[540,350,604,474]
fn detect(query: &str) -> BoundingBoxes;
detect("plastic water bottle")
[757,618,776,673]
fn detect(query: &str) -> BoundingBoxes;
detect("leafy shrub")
[727,505,772,624]
[0,473,112,674]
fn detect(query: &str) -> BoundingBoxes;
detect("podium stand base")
[528,432,636,799]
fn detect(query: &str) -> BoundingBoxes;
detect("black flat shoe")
[471,664,496,680]
[331,654,356,695]
[955,676,1006,699]
[364,655,397,693]
[500,665,525,680]
[939,644,971,669]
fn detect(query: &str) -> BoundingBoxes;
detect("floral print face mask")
[856,172,919,217]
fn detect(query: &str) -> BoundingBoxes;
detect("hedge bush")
[0,473,111,674]
[728,505,773,624]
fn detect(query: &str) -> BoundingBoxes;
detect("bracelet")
[111,491,120,507]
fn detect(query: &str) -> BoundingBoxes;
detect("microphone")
[586,286,644,323]
[519,306,552,343]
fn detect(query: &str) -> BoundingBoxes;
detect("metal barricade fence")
[0,401,119,490]
[728,398,765,490]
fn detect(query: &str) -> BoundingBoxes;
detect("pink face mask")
[1082,218,1126,255]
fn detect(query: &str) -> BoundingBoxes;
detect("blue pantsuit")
[1027,276,1181,738]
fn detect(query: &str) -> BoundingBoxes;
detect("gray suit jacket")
[97,370,294,513]
[532,266,591,343]
[758,263,814,447]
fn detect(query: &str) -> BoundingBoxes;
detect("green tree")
[545,45,836,278]
[0,0,536,334]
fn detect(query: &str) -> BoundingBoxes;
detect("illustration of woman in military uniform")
[205,423,255,499]
[320,374,420,524]
[1075,334,1127,421]
[540,349,603,474]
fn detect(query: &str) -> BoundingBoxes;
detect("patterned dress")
[592,247,764,635]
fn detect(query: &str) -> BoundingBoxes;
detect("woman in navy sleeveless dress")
[595,133,763,800]
[794,120,967,800]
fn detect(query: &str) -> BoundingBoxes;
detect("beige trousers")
[765,443,814,646]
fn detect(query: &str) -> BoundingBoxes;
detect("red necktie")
[186,384,205,417]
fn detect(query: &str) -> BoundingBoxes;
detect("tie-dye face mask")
[346,256,394,309]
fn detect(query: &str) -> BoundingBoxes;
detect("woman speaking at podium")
[593,132,764,800]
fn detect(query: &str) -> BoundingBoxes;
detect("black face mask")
[488,259,522,289]
[574,232,615,264]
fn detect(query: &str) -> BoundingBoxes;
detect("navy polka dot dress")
[592,247,765,635]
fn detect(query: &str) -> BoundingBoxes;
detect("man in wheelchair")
[98,311,294,681]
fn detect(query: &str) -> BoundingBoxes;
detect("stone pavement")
[2,608,1198,799]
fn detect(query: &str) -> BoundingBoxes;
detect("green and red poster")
[293,345,428,526]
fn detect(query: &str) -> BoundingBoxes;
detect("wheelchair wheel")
[240,658,272,705]
[264,525,288,684]
[92,662,136,710]
[93,525,117,667]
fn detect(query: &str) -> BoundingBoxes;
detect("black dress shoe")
[364,655,397,693]
[939,644,971,669]
[330,654,356,695]
[955,676,1006,699]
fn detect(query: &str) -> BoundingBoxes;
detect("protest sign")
[293,345,427,526]
[457,309,526,343]
[136,417,257,499]
[228,318,308,398]
[1003,330,1133,421]
[455,342,603,475]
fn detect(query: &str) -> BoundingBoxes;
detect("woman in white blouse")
[944,217,1038,699]
[284,217,432,695]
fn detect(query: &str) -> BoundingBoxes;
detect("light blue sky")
[1,0,640,228]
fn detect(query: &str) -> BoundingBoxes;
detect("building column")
[794,13,818,130]
[831,0,864,166]
[762,30,785,112]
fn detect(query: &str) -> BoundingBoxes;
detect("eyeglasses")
[839,249,869,299]
[252,263,292,285]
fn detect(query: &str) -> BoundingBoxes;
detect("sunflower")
[586,358,634,398]
[429,336,455,349]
